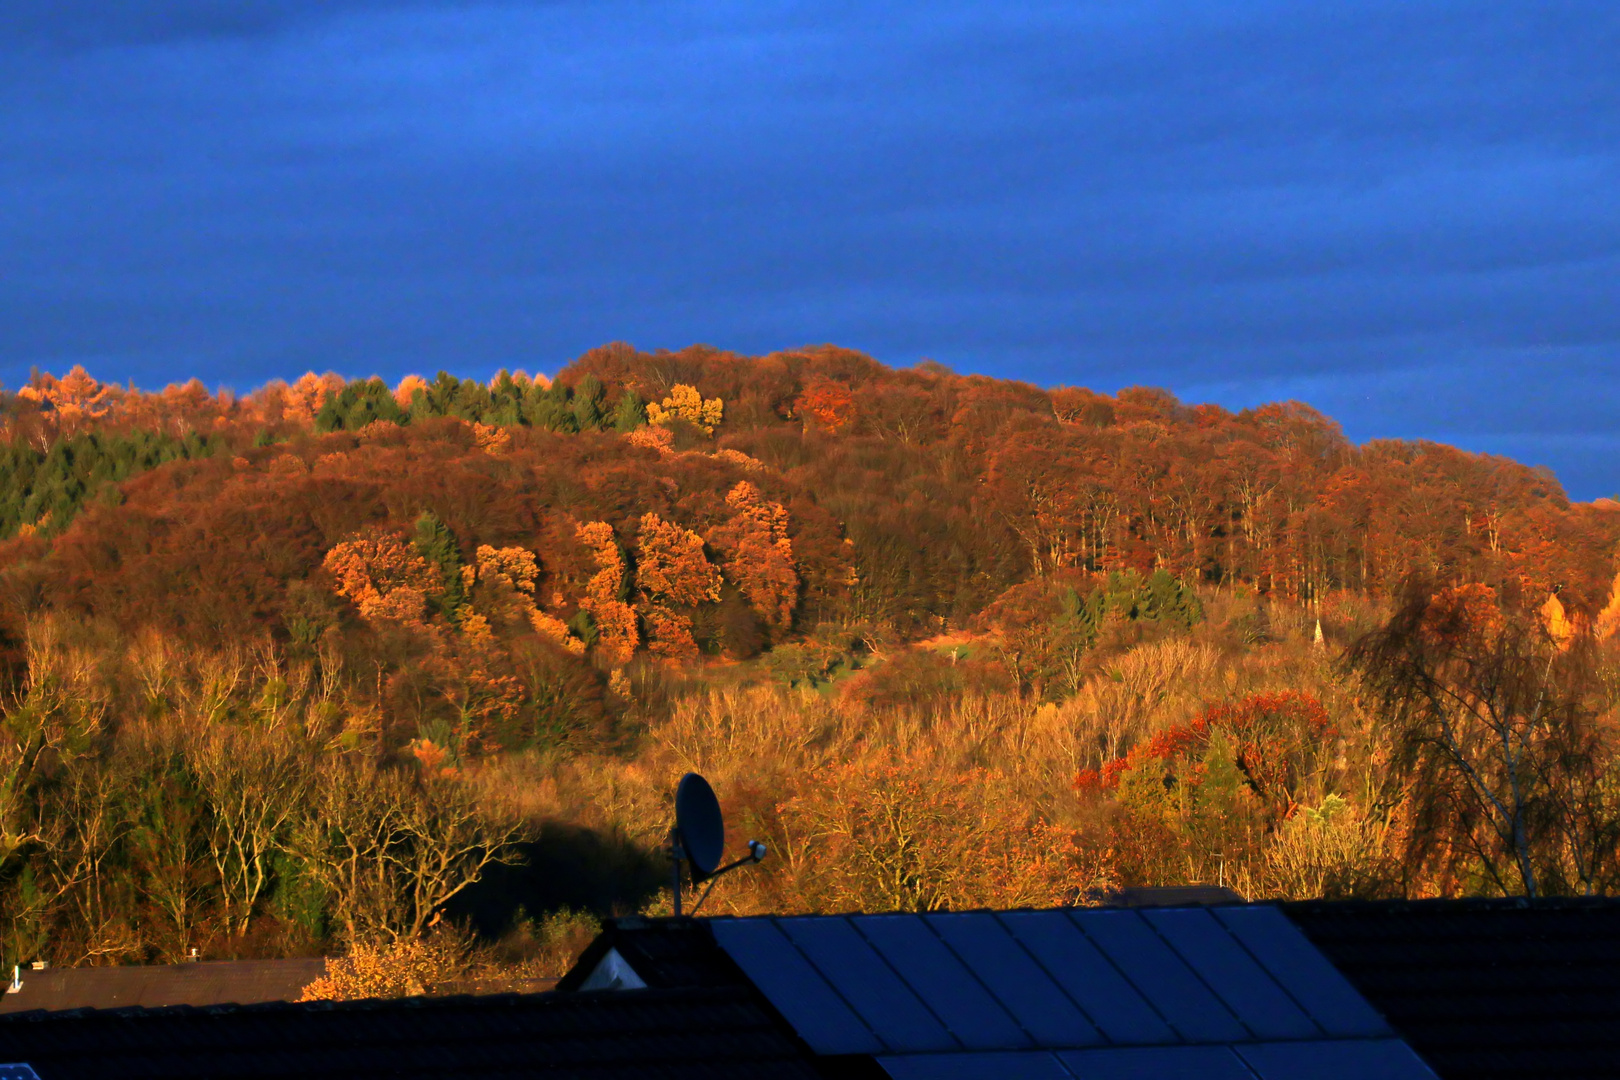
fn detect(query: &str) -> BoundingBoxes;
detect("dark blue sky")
[3,2,1617,496]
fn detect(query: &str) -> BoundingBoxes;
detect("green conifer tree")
[413,512,465,616]
[611,388,645,432]
[573,375,605,431]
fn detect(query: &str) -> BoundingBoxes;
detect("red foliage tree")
[1080,691,1337,817]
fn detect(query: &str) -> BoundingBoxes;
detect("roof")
[1106,885,1247,907]
[559,916,748,992]
[570,908,1437,1079]
[0,987,827,1079]
[0,959,327,1014]
[1286,897,1620,1080]
[5,898,1619,1079]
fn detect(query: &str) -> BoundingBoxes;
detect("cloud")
[0,0,467,52]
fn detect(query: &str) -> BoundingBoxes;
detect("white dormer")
[576,947,647,991]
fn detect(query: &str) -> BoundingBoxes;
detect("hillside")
[2,344,1618,973]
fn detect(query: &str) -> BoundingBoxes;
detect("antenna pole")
[670,827,683,917]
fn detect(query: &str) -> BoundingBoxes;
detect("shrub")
[298,929,467,1001]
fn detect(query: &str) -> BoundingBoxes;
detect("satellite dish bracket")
[687,840,767,916]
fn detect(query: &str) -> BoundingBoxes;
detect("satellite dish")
[667,773,767,916]
[675,772,724,879]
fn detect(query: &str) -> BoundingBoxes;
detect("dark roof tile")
[0,987,825,1080]
[0,960,326,1014]
[1285,897,1620,1080]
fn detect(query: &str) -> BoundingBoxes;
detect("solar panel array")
[709,906,1438,1080]
[876,1041,1435,1080]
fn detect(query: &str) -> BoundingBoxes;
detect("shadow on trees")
[446,823,666,938]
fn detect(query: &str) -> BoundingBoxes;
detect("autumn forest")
[4,344,1620,987]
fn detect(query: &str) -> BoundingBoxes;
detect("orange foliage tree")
[17,366,120,430]
[463,543,584,656]
[286,372,345,423]
[472,544,540,595]
[576,521,638,665]
[322,529,443,624]
[1422,582,1506,642]
[708,482,799,632]
[625,425,675,456]
[393,374,429,409]
[635,513,721,606]
[635,513,721,660]
[794,379,856,432]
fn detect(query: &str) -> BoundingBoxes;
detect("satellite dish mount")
[669,772,767,916]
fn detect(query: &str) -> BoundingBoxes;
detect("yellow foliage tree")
[472,422,512,455]
[299,934,466,1001]
[1541,592,1575,648]
[474,545,540,595]
[645,384,723,435]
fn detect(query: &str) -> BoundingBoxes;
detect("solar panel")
[709,918,882,1055]
[1142,907,1318,1039]
[1212,906,1390,1037]
[0,1067,39,1080]
[712,909,1429,1074]
[775,916,957,1053]
[997,911,1175,1045]
[1069,910,1247,1043]
[1233,1038,1439,1080]
[927,913,1104,1048]
[878,1051,1075,1080]
[855,915,1031,1050]
[1054,1045,1258,1079]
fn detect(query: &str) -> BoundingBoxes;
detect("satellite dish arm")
[687,840,767,916]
